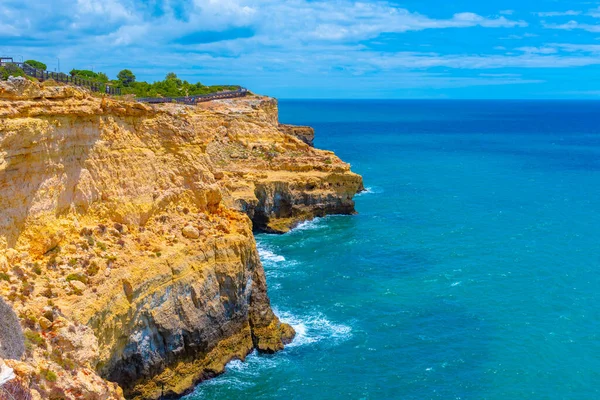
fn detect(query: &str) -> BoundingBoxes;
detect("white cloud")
[479,73,522,77]
[449,12,527,28]
[536,10,581,17]
[543,20,600,33]
[76,0,131,20]
[360,52,600,70]
[1,0,529,47]
[587,7,600,18]
[4,0,599,95]
[500,33,539,40]
[191,0,257,25]
[516,46,558,54]
[550,43,600,53]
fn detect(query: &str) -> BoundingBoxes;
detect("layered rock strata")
[0,77,363,399]
[278,124,315,147]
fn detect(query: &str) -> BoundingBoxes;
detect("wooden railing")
[136,87,248,105]
[0,61,121,95]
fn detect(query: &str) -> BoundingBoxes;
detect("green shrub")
[62,66,239,97]
[40,368,57,382]
[24,330,45,348]
[69,69,97,79]
[24,59,47,70]
[65,274,87,284]
[32,263,42,275]
[50,349,76,370]
[0,64,25,80]
[86,261,99,276]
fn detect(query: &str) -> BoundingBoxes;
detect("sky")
[2,0,600,98]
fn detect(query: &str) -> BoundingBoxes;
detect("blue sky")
[3,0,600,98]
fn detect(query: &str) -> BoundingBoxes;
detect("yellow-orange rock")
[0,78,363,399]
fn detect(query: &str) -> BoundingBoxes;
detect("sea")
[184,100,600,399]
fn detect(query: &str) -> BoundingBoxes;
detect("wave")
[257,246,285,263]
[291,218,324,232]
[356,186,384,196]
[186,308,351,397]
[187,351,286,394]
[275,309,352,348]
[256,243,299,279]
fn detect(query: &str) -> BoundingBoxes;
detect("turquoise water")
[186,100,600,399]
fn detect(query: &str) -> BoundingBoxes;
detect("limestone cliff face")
[278,124,315,147]
[0,78,362,399]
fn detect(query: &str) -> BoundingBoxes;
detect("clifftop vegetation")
[1,58,238,98]
[66,66,239,98]
[113,69,239,98]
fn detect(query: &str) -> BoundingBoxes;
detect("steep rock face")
[278,124,315,146]
[0,296,24,360]
[0,78,362,399]
[205,97,363,233]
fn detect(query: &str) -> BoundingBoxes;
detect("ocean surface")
[185,100,600,399]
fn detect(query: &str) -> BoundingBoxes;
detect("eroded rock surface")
[278,124,315,147]
[0,80,362,399]
[0,296,24,360]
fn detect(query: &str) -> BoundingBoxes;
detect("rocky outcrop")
[278,124,315,147]
[0,297,24,360]
[0,78,362,399]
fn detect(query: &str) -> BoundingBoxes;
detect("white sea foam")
[356,186,383,196]
[292,218,324,232]
[225,358,246,372]
[256,243,299,279]
[257,246,286,263]
[224,351,284,375]
[185,310,352,397]
[275,309,352,348]
[451,281,462,287]
[356,187,373,196]
[187,351,288,395]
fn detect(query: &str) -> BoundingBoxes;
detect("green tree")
[97,72,109,83]
[24,59,47,70]
[117,69,136,86]
[69,69,98,79]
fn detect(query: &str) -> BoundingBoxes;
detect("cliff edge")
[0,77,363,399]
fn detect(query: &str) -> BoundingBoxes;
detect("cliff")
[278,124,315,147]
[0,77,363,399]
